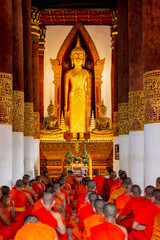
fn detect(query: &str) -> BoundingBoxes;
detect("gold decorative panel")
[13,91,24,132]
[129,90,144,131]
[24,102,34,136]
[144,70,160,124]
[118,102,129,135]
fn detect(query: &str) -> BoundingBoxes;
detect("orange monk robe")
[118,196,146,232]
[65,175,78,197]
[77,184,87,197]
[92,175,105,196]
[76,193,86,212]
[72,203,94,240]
[0,207,22,240]
[72,202,88,229]
[60,189,73,215]
[33,206,58,229]
[14,222,56,240]
[32,198,59,212]
[10,189,28,219]
[31,182,40,198]
[57,214,69,240]
[83,214,105,240]
[129,201,160,240]
[115,193,132,216]
[102,178,114,201]
[152,214,160,239]
[89,222,126,240]
[109,181,121,196]
[108,187,125,203]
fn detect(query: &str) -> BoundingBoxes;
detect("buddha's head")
[99,100,107,118]
[70,35,86,67]
[47,100,55,116]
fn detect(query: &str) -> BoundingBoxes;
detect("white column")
[33,138,40,176]
[12,132,24,185]
[144,123,160,187]
[129,131,144,189]
[0,125,12,187]
[24,136,34,178]
[119,135,130,175]
[113,136,120,173]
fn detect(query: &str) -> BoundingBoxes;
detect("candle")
[89,156,92,179]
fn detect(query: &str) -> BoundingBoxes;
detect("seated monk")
[109,171,127,196]
[0,203,12,240]
[129,188,160,240]
[155,177,160,189]
[89,203,128,240]
[115,183,132,217]
[65,170,79,197]
[102,169,115,201]
[83,199,106,240]
[0,195,22,239]
[108,177,132,204]
[22,175,38,202]
[36,176,45,193]
[76,177,89,197]
[1,185,15,207]
[117,184,146,232]
[72,192,98,240]
[33,193,66,239]
[92,169,105,196]
[10,179,34,218]
[14,215,58,240]
[33,185,66,218]
[76,180,96,212]
[40,168,52,187]
[151,214,160,240]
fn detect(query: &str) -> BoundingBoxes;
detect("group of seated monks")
[0,168,160,240]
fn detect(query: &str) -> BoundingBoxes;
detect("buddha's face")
[47,106,54,116]
[72,52,85,67]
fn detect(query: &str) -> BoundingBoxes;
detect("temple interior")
[0,0,160,239]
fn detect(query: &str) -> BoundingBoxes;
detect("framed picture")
[115,144,119,160]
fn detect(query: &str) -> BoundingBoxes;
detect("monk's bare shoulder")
[116,224,128,238]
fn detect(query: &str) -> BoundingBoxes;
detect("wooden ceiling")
[32,0,117,26]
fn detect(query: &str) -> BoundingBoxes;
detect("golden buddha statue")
[43,100,60,130]
[64,36,91,134]
[95,100,111,130]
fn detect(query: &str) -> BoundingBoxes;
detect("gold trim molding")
[144,70,160,124]
[34,112,40,139]
[113,111,119,136]
[118,102,129,135]
[24,102,34,136]
[13,91,24,132]
[0,72,12,125]
[129,90,144,131]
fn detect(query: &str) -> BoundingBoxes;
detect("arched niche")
[50,22,105,120]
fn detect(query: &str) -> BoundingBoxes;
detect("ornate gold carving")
[129,90,144,131]
[111,9,118,51]
[39,26,46,56]
[113,111,119,136]
[118,102,129,135]
[31,8,40,44]
[12,91,24,132]
[57,22,99,64]
[24,102,34,136]
[0,72,12,125]
[144,70,160,124]
[34,112,40,139]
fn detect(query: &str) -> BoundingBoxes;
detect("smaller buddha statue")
[43,100,60,130]
[95,100,111,131]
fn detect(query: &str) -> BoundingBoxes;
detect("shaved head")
[125,183,132,192]
[24,215,39,224]
[156,177,160,185]
[103,204,117,218]
[45,185,54,194]
[131,185,141,196]
[87,180,96,190]
[111,171,117,180]
[1,186,10,196]
[16,179,23,188]
[43,193,54,204]
[152,189,160,201]
[123,177,132,185]
[88,192,98,204]
[145,185,155,197]
[53,183,60,191]
[85,191,93,201]
[94,199,106,213]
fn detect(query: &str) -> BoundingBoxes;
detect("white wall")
[44,25,111,119]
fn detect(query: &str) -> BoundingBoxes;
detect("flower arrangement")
[81,149,89,165]
[65,149,73,165]
[74,155,81,163]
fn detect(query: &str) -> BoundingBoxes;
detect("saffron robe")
[10,189,28,217]
[108,188,125,204]
[92,175,105,195]
[152,214,160,239]
[14,222,56,240]
[89,222,126,240]
[115,193,132,216]
[83,213,105,240]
